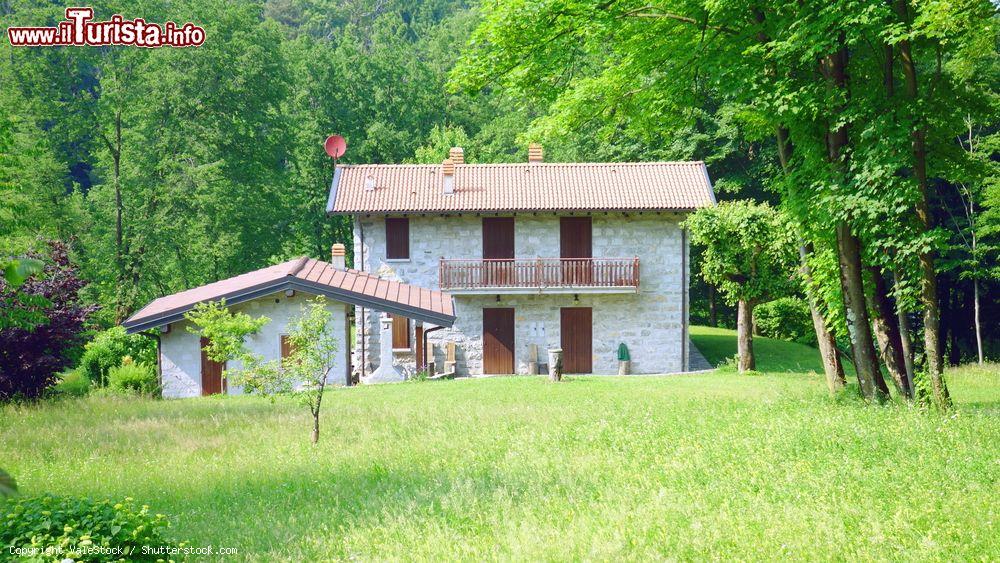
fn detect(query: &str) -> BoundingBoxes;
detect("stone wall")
[352,212,689,376]
[159,292,350,398]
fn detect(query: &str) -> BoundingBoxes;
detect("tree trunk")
[776,127,846,391]
[312,411,320,444]
[737,300,755,373]
[867,266,912,398]
[974,277,983,364]
[948,286,962,366]
[837,226,891,400]
[892,272,916,389]
[708,285,718,327]
[894,0,951,408]
[799,244,846,393]
[822,38,890,401]
[107,110,126,323]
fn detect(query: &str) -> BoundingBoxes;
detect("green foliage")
[107,360,158,397]
[1,258,43,287]
[185,300,270,366]
[0,494,174,561]
[755,297,816,345]
[236,297,339,397]
[79,327,156,387]
[51,368,92,398]
[1,0,525,321]
[686,201,798,306]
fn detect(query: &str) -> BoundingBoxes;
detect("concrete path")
[688,340,715,371]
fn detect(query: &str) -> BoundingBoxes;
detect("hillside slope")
[690,325,830,373]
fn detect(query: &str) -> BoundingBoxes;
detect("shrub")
[0,241,96,401]
[79,327,156,387]
[755,297,816,345]
[107,359,158,396]
[51,368,91,397]
[0,494,175,561]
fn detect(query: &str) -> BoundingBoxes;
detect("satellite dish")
[324,135,347,159]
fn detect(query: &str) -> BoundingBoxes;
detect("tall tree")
[686,201,798,373]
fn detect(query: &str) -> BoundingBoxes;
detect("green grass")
[2,334,998,561]
[690,324,837,373]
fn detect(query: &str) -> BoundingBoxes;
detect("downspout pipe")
[422,325,445,372]
[358,217,366,378]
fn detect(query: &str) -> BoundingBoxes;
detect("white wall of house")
[158,291,350,398]
[352,213,689,376]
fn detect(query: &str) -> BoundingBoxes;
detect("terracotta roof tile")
[328,161,715,214]
[123,257,455,332]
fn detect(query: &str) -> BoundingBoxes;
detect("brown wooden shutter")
[482,217,515,259]
[560,217,593,285]
[391,314,410,349]
[280,335,294,359]
[385,218,409,259]
[560,217,592,258]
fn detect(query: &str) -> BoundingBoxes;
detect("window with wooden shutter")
[391,314,410,349]
[280,335,294,359]
[385,218,409,260]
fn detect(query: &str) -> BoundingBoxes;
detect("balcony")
[439,257,639,294]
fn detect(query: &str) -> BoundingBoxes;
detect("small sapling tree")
[186,297,339,444]
[185,299,270,367]
[272,297,339,444]
[686,201,798,373]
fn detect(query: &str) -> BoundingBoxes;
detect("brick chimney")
[528,143,543,163]
[442,158,455,195]
[449,146,465,164]
[331,243,346,269]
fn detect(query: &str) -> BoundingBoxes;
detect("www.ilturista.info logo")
[7,7,205,47]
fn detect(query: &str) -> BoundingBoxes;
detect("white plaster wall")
[352,213,689,376]
[159,291,350,398]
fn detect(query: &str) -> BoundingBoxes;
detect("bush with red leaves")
[0,241,96,400]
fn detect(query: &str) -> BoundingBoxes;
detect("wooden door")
[200,337,226,395]
[561,307,592,374]
[483,217,515,285]
[560,217,592,285]
[483,308,515,374]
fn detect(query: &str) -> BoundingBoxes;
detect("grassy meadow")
[2,328,998,561]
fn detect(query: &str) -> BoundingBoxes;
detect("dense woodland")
[1,0,998,402]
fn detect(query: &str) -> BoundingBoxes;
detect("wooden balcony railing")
[439,257,640,291]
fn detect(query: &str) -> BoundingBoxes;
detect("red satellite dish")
[324,135,347,159]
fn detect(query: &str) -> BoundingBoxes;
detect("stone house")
[122,252,455,398]
[327,145,716,377]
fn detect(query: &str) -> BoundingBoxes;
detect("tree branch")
[620,6,738,35]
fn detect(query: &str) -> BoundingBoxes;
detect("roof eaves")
[123,279,294,334]
[699,162,718,206]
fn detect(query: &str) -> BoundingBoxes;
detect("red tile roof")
[123,257,455,333]
[327,161,715,214]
